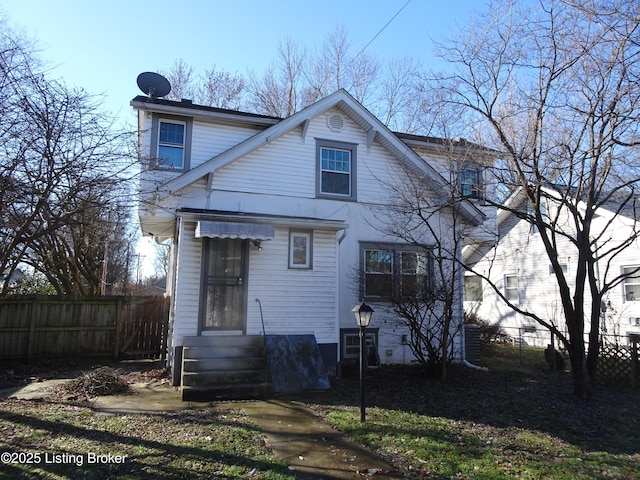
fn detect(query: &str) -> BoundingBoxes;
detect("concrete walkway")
[241,399,400,479]
[4,380,400,479]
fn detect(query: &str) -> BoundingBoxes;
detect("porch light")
[352,301,374,422]
[352,301,374,328]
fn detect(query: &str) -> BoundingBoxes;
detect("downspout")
[337,228,348,375]
[169,216,183,386]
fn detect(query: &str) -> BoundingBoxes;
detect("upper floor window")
[460,168,481,199]
[623,266,640,301]
[150,115,192,171]
[158,121,185,169]
[316,139,357,200]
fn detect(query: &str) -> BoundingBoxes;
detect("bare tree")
[374,56,432,134]
[302,25,379,106]
[0,20,136,297]
[430,0,640,397]
[197,65,246,110]
[162,58,197,102]
[248,37,307,117]
[370,136,493,380]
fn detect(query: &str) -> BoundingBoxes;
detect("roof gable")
[136,89,485,224]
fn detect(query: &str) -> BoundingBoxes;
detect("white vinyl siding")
[209,109,406,205]
[171,222,203,345]
[247,228,338,344]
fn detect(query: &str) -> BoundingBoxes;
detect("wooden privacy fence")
[0,296,170,361]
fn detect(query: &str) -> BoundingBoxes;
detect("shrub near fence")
[0,296,169,361]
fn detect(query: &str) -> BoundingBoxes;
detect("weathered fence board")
[0,296,169,361]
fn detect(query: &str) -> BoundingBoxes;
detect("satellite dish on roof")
[137,72,171,98]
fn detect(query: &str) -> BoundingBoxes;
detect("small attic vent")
[327,113,345,132]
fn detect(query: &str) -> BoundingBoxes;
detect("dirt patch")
[0,360,171,403]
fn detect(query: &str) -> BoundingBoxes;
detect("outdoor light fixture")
[352,301,373,328]
[352,301,374,422]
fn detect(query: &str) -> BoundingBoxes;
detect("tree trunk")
[569,347,593,399]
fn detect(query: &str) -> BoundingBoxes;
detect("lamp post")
[352,301,374,423]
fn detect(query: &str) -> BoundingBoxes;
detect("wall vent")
[327,113,345,132]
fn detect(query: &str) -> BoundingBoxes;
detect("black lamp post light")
[352,301,374,423]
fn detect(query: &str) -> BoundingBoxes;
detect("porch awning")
[195,221,275,240]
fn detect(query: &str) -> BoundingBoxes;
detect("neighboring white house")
[464,186,640,347]
[131,88,497,394]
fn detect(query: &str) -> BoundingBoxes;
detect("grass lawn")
[0,400,294,480]
[311,344,640,479]
[0,345,638,479]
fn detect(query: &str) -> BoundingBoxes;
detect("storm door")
[201,238,247,332]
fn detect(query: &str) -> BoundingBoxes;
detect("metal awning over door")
[195,221,275,240]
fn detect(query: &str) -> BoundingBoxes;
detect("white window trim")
[288,231,312,269]
[505,274,518,302]
[622,265,640,302]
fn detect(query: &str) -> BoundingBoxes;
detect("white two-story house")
[464,186,640,348]
[132,88,496,399]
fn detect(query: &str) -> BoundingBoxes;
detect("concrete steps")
[181,335,272,401]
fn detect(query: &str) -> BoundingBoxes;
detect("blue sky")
[1,0,484,124]
[1,0,484,274]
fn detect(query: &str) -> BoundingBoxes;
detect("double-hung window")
[151,115,192,171]
[459,167,481,199]
[158,121,185,169]
[623,266,640,301]
[505,274,518,302]
[316,140,357,200]
[364,249,393,298]
[400,251,429,297]
[362,244,431,300]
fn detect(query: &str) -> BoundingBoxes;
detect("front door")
[201,238,247,332]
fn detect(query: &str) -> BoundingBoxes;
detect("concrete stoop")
[181,335,272,401]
